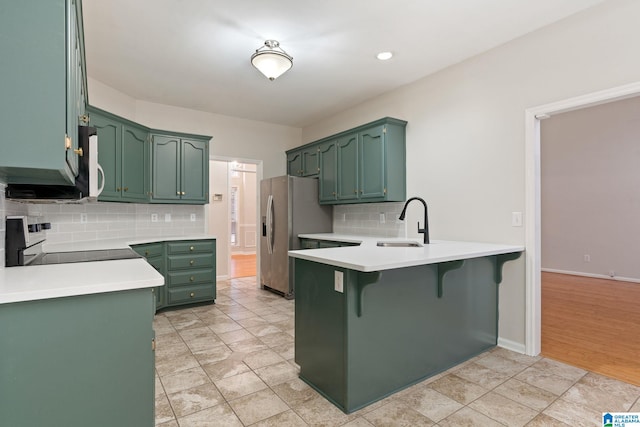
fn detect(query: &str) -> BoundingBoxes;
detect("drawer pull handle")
[190,276,195,282]
[190,260,195,266]
[190,292,195,298]
[189,246,194,251]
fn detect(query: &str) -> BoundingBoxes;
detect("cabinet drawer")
[132,243,164,258]
[167,269,214,287]
[167,253,214,270]
[167,284,215,305]
[167,240,215,255]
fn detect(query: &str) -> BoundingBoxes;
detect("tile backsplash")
[1,187,206,264]
[333,202,407,237]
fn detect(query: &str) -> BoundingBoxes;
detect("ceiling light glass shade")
[251,40,293,81]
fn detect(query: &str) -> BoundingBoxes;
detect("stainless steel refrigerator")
[260,175,333,298]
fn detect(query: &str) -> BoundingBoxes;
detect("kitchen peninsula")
[289,234,523,413]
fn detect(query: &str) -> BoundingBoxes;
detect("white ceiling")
[83,0,605,128]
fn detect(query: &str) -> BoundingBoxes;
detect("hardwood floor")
[542,271,640,386]
[230,253,256,278]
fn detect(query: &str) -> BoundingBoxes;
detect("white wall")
[88,78,301,179]
[209,160,230,279]
[300,0,640,349]
[541,96,640,281]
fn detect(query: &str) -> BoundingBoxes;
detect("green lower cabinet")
[294,255,514,413]
[132,242,166,309]
[133,239,216,311]
[0,288,155,427]
[299,238,359,249]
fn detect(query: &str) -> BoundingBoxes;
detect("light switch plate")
[165,213,172,222]
[511,212,523,227]
[190,213,196,222]
[334,271,344,293]
[151,213,158,223]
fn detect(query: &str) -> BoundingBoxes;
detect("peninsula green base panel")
[0,289,155,427]
[294,257,500,413]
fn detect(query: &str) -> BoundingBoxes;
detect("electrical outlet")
[511,212,523,227]
[190,213,196,222]
[151,213,158,223]
[80,213,88,224]
[334,271,344,293]
[584,254,591,263]
[165,213,172,222]
[609,270,615,277]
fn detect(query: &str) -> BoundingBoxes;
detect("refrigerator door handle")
[266,194,274,254]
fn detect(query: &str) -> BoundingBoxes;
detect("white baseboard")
[542,268,640,284]
[498,337,526,354]
[216,274,229,281]
[231,251,257,256]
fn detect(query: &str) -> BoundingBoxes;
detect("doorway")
[524,81,640,357]
[538,96,640,385]
[208,158,261,280]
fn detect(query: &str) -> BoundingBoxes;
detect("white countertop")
[291,233,524,272]
[1,234,216,305]
[0,259,163,304]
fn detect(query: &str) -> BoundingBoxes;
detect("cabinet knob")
[190,276,195,282]
[190,292,195,298]
[354,190,357,194]
[332,192,336,196]
[116,187,121,192]
[189,246,195,251]
[176,191,181,195]
[144,250,149,257]
[79,114,90,124]
[123,187,129,192]
[74,148,84,156]
[190,260,195,266]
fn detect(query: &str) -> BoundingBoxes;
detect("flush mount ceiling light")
[376,51,393,61]
[251,40,293,81]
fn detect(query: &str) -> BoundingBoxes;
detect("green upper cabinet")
[318,140,338,202]
[308,117,407,205]
[0,0,88,185]
[287,146,320,177]
[89,107,150,203]
[337,133,359,202]
[151,134,210,204]
[287,152,303,177]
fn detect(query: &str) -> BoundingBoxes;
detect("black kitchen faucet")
[399,197,430,244]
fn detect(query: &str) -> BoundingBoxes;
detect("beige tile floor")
[154,277,640,426]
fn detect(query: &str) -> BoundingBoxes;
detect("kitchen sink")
[376,241,423,248]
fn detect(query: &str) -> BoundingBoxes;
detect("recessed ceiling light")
[376,51,393,61]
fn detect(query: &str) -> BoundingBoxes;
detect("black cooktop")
[27,248,142,266]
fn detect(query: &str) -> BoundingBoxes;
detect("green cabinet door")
[0,289,155,427]
[132,242,166,310]
[181,139,209,203]
[302,147,320,177]
[359,125,386,200]
[151,135,209,204]
[319,141,338,202]
[287,151,303,176]
[121,124,150,202]
[91,111,122,200]
[91,107,150,202]
[337,133,359,201]
[152,135,182,201]
[0,0,87,185]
